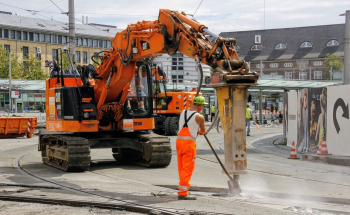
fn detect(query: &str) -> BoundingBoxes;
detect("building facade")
[220,24,345,81]
[0,12,119,74]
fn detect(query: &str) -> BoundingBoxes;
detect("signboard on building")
[11,91,21,99]
[255,35,261,44]
[327,85,350,156]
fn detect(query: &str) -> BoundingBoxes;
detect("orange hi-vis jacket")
[176,110,197,197]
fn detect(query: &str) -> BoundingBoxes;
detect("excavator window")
[126,65,151,115]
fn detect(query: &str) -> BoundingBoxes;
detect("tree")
[17,54,49,80]
[324,53,343,80]
[58,52,71,70]
[0,44,24,79]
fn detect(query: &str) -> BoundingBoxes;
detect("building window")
[314,71,322,79]
[0,28,2,38]
[23,31,28,40]
[327,39,339,46]
[10,30,15,39]
[4,29,9,38]
[4,45,10,53]
[313,61,323,66]
[83,38,88,46]
[285,72,293,79]
[63,36,67,45]
[103,40,107,48]
[39,33,44,42]
[34,33,39,42]
[35,47,41,60]
[23,61,29,71]
[79,38,83,46]
[171,74,184,83]
[99,40,102,48]
[52,49,58,61]
[256,64,265,68]
[83,51,87,63]
[171,54,184,71]
[29,32,33,41]
[58,35,62,44]
[22,46,29,59]
[270,63,279,68]
[107,41,112,48]
[46,34,51,43]
[75,37,78,45]
[251,44,262,50]
[93,39,98,47]
[16,31,21,40]
[300,41,312,48]
[76,51,81,63]
[299,72,307,80]
[88,39,93,47]
[284,62,293,67]
[52,35,57,43]
[275,43,287,49]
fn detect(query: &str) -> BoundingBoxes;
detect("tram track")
[5,135,350,215]
[9,151,233,215]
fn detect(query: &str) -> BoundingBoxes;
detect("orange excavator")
[150,64,201,135]
[38,9,258,172]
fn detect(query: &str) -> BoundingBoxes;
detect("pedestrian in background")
[246,103,253,136]
[210,104,215,122]
[176,96,207,200]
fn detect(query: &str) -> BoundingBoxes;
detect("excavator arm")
[91,9,258,125]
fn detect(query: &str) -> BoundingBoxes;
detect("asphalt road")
[0,124,350,214]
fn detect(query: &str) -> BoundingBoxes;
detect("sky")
[0,0,350,34]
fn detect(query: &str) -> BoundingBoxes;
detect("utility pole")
[68,0,76,71]
[341,10,350,84]
[8,53,11,116]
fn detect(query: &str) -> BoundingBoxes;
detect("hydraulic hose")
[195,55,203,98]
[206,109,220,133]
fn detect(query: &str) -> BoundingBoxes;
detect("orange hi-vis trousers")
[176,126,196,197]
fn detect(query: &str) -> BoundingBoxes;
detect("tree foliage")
[0,44,24,79]
[324,53,343,80]
[0,44,48,80]
[58,52,71,70]
[19,54,49,80]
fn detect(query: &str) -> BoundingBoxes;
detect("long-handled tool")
[203,134,241,195]
[252,117,260,131]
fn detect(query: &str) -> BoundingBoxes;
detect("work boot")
[178,195,197,200]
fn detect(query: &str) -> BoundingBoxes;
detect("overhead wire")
[193,0,204,16]
[49,0,65,13]
[37,0,64,13]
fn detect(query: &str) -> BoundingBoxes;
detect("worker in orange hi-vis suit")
[176,96,207,200]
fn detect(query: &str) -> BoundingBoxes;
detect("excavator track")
[41,135,91,172]
[112,133,172,168]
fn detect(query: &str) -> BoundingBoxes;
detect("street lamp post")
[8,53,11,115]
[341,10,350,85]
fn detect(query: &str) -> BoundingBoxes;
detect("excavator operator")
[176,96,207,200]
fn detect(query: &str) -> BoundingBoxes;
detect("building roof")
[220,24,345,62]
[0,13,121,39]
[0,79,46,91]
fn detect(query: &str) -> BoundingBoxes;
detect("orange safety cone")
[317,137,331,155]
[288,141,300,159]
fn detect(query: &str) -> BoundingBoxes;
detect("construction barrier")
[317,137,331,155]
[0,116,37,138]
[288,141,300,159]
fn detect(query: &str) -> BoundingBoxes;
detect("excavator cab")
[125,63,153,116]
[152,65,168,111]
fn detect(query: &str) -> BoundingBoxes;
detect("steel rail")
[14,152,232,215]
